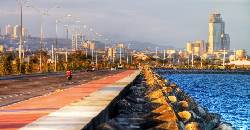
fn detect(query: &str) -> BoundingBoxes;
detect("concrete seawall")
[83,70,141,130]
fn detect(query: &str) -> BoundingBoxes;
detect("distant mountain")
[122,41,174,51]
[0,36,174,51]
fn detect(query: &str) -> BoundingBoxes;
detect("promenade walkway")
[0,70,140,130]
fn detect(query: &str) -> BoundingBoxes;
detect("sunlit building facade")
[186,40,207,56]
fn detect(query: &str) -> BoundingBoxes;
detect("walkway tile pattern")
[0,70,138,130]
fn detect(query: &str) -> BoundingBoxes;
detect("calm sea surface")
[162,74,250,130]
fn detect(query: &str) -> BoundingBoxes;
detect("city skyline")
[0,0,249,50]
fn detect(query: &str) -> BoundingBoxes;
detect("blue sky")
[0,0,249,50]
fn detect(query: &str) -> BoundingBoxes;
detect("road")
[0,70,123,107]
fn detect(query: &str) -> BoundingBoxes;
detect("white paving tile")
[20,70,140,130]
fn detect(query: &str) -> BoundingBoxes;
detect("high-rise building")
[208,13,230,53]
[71,32,84,51]
[5,25,14,37]
[222,34,230,50]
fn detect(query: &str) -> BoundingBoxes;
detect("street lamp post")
[223,48,226,67]
[191,50,194,68]
[17,0,26,73]
[95,51,98,69]
[119,46,122,65]
[163,49,166,66]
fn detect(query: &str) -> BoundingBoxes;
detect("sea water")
[162,74,250,130]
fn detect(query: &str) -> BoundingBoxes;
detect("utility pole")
[54,20,59,72]
[126,49,129,64]
[54,52,57,71]
[119,46,122,65]
[91,48,94,62]
[65,48,68,62]
[112,48,115,64]
[200,56,203,68]
[234,48,236,61]
[155,47,158,57]
[18,0,24,73]
[163,49,166,66]
[130,52,133,65]
[52,44,54,62]
[223,48,226,67]
[191,50,194,67]
[95,51,98,68]
[39,19,43,72]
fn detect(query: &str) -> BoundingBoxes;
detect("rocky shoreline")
[84,66,235,130]
[155,68,250,75]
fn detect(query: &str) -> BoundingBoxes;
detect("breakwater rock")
[155,68,250,75]
[84,66,235,130]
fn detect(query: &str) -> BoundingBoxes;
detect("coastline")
[155,68,250,75]
[85,66,236,130]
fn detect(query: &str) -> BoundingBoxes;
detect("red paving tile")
[0,70,135,130]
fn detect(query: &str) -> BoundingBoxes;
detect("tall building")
[208,13,230,53]
[5,25,14,37]
[222,34,230,50]
[71,32,84,51]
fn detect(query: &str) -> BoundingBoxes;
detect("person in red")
[66,69,72,80]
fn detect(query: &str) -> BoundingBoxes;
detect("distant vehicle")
[117,64,123,69]
[86,67,95,72]
[111,67,116,71]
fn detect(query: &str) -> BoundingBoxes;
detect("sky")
[0,0,249,50]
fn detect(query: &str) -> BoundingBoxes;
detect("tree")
[2,53,13,75]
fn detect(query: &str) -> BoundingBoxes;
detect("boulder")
[179,100,189,109]
[168,96,177,103]
[178,111,192,121]
[185,122,200,130]
[213,122,236,130]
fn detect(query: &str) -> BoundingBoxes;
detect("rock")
[155,111,177,122]
[162,87,173,93]
[168,96,177,103]
[204,113,221,130]
[152,104,173,114]
[164,79,168,83]
[154,121,179,130]
[178,121,186,130]
[194,106,207,117]
[178,111,192,121]
[140,118,164,129]
[185,122,200,130]
[213,122,236,130]
[179,100,189,109]
[146,89,164,99]
[151,96,167,104]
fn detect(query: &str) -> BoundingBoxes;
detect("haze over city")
[0,0,249,50]
[0,1,250,130]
